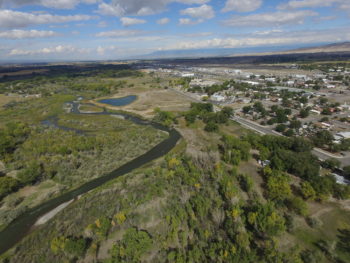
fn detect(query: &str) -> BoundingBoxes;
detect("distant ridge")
[229,42,350,57]
[140,42,350,59]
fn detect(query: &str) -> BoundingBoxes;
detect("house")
[243,81,260,86]
[211,93,225,102]
[331,173,350,185]
[310,109,321,115]
[335,132,350,140]
[181,73,194,77]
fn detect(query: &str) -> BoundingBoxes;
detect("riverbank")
[0,102,180,256]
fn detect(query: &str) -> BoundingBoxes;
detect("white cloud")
[97,0,210,17]
[97,2,124,16]
[97,21,108,27]
[0,29,58,39]
[161,28,350,50]
[183,32,212,37]
[179,18,201,25]
[180,4,214,19]
[96,29,142,37]
[252,29,284,35]
[97,45,120,56]
[157,17,170,25]
[222,0,262,13]
[0,9,94,29]
[9,45,88,56]
[120,17,146,26]
[278,0,344,9]
[0,0,100,9]
[223,10,317,27]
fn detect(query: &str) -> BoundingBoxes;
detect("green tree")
[266,172,292,202]
[109,228,152,263]
[64,237,88,257]
[204,122,219,132]
[0,176,20,200]
[300,181,316,200]
[322,158,341,170]
[299,108,309,118]
[247,202,286,238]
[275,124,287,133]
[287,196,308,216]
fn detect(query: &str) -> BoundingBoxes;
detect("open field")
[92,78,192,118]
[0,94,26,108]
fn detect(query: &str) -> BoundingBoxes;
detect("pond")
[98,95,137,106]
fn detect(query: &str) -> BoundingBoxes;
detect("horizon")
[0,0,350,62]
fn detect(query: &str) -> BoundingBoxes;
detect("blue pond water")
[98,95,137,106]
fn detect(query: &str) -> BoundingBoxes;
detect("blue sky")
[0,0,349,61]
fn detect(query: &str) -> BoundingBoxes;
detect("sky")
[0,0,349,61]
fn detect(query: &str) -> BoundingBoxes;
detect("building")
[181,73,195,77]
[335,132,350,140]
[211,93,225,102]
[190,79,218,87]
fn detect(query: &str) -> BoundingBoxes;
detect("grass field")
[78,104,104,113]
[0,94,26,108]
[92,78,192,118]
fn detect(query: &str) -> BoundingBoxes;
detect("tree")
[184,111,197,124]
[247,202,286,238]
[283,129,295,137]
[275,124,287,133]
[343,165,350,179]
[222,106,234,117]
[239,174,253,192]
[153,108,176,126]
[266,172,292,202]
[319,97,328,105]
[299,108,309,118]
[64,237,88,257]
[289,120,302,130]
[109,228,152,263]
[221,135,251,165]
[204,122,218,132]
[337,228,350,255]
[243,106,252,114]
[322,158,341,170]
[300,181,316,200]
[299,96,308,104]
[253,102,265,113]
[0,176,20,200]
[321,108,332,115]
[287,196,308,216]
[17,161,43,184]
[311,130,334,147]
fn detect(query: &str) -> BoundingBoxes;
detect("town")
[144,62,350,175]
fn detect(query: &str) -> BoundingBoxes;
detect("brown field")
[0,94,25,107]
[92,86,192,118]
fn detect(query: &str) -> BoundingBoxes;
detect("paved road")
[232,116,350,167]
[169,87,350,167]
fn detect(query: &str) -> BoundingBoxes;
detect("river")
[0,101,181,255]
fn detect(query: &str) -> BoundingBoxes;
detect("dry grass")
[91,85,192,118]
[0,94,25,108]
